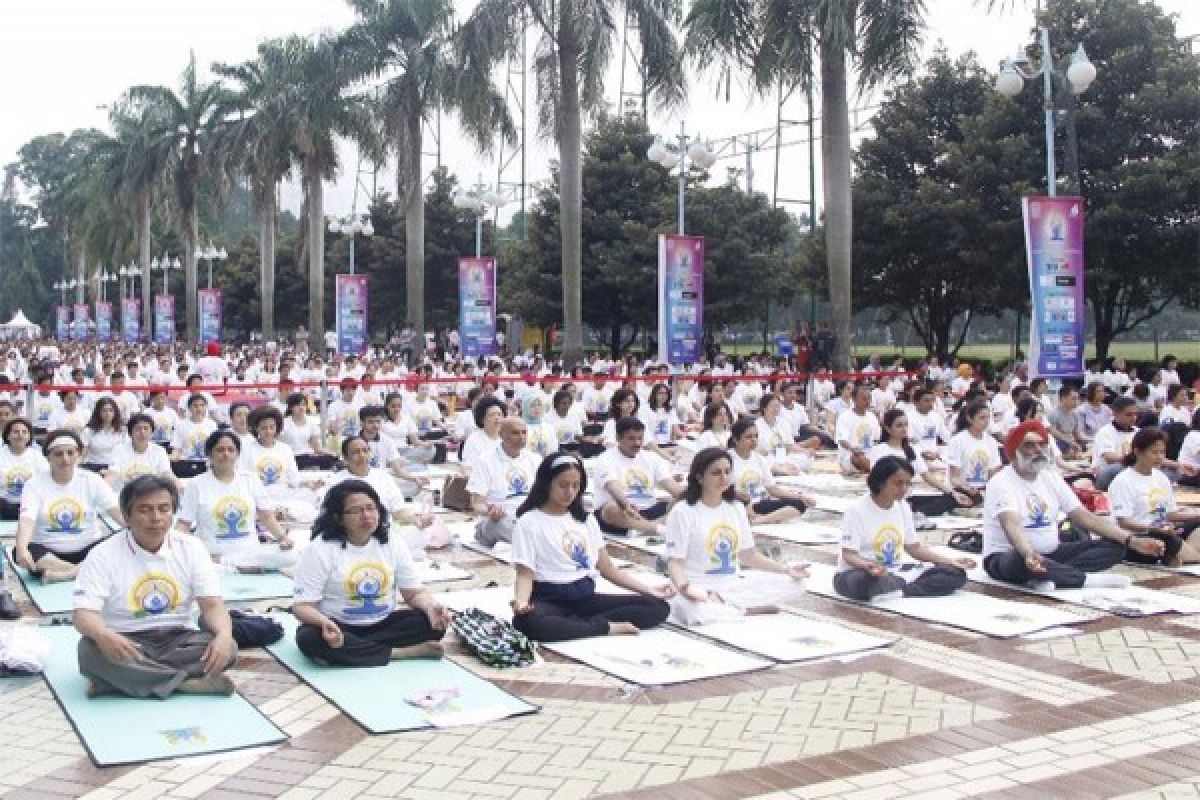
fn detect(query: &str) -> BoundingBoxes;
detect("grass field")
[724,341,1200,363]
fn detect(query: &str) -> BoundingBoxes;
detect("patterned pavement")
[5,507,1200,799]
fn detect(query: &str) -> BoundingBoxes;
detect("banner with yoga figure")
[657,234,705,366]
[1023,195,1086,379]
[458,256,498,358]
[336,274,368,355]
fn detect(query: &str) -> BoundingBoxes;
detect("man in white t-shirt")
[467,417,542,547]
[835,386,880,473]
[982,421,1162,589]
[594,417,685,536]
[1091,396,1138,490]
[73,475,236,698]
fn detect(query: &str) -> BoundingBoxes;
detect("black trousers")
[512,592,670,642]
[0,500,18,521]
[833,565,966,602]
[295,610,439,667]
[909,493,958,517]
[983,538,1124,589]
[752,498,807,515]
[297,453,339,471]
[795,426,836,449]
[171,460,207,479]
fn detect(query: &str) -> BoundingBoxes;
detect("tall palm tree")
[124,52,229,343]
[342,0,514,341]
[458,0,686,366]
[686,0,927,369]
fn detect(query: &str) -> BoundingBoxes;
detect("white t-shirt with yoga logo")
[593,448,672,511]
[982,466,1081,557]
[172,417,217,461]
[293,536,422,625]
[512,509,604,584]
[19,470,118,553]
[945,430,1002,488]
[664,500,754,591]
[0,447,47,505]
[178,470,274,557]
[1108,467,1175,528]
[107,441,172,491]
[465,447,541,514]
[728,449,776,504]
[239,439,300,488]
[837,494,918,573]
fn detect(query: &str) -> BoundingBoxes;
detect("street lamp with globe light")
[453,177,505,258]
[646,122,718,234]
[198,243,227,289]
[326,216,374,275]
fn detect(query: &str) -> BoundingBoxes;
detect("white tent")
[0,309,42,340]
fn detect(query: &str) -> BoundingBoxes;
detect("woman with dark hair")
[510,454,672,642]
[47,389,88,433]
[461,396,506,470]
[82,396,127,471]
[1108,427,1200,566]
[282,392,332,470]
[106,413,175,492]
[227,402,252,441]
[548,388,586,453]
[834,457,973,601]
[727,418,814,525]
[600,388,640,448]
[176,430,294,571]
[240,406,301,489]
[637,383,682,454]
[292,479,449,666]
[383,391,438,465]
[1078,382,1112,441]
[945,401,1001,501]
[870,410,969,516]
[694,402,733,450]
[0,418,46,520]
[171,394,218,478]
[755,393,820,474]
[665,447,809,626]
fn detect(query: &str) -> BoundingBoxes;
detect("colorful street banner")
[122,298,140,344]
[95,301,113,342]
[154,294,175,345]
[657,234,705,365]
[72,303,90,341]
[1022,196,1086,378]
[335,274,368,355]
[55,306,69,341]
[198,288,222,345]
[458,257,498,358]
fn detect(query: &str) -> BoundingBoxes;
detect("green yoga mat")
[266,615,538,733]
[39,625,286,766]
[0,519,16,538]
[5,553,296,615]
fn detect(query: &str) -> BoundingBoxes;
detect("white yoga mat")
[752,520,841,545]
[412,560,472,583]
[812,495,856,514]
[603,533,666,557]
[1143,563,1200,578]
[922,515,984,531]
[680,611,896,662]
[775,473,865,492]
[804,563,1090,637]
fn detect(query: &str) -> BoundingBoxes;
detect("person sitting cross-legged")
[73,475,237,698]
[982,421,1164,590]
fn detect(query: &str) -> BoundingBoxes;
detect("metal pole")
[349,234,356,276]
[1040,27,1057,197]
[476,215,483,258]
[677,120,687,235]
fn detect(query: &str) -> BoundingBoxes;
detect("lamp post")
[198,242,228,289]
[94,268,117,303]
[994,33,1097,196]
[153,253,181,296]
[119,264,140,299]
[52,280,71,306]
[453,176,504,257]
[326,217,373,274]
[646,121,717,234]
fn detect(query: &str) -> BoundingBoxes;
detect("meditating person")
[460,396,505,471]
[755,393,820,474]
[292,479,449,666]
[239,407,302,490]
[727,418,814,525]
[1092,396,1138,490]
[81,397,127,471]
[868,410,969,517]
[665,447,809,626]
[14,430,124,583]
[522,394,559,458]
[594,418,685,537]
[358,405,430,494]
[176,430,295,572]
[468,417,542,547]
[331,436,436,554]
[0,418,47,520]
[600,388,640,449]
[906,388,949,460]
[46,389,88,434]
[1179,409,1200,488]
[1077,382,1112,442]
[1108,427,1200,566]
[106,413,175,492]
[835,386,880,474]
[834,456,974,601]
[945,401,1002,504]
[144,390,180,452]
[510,453,672,641]
[982,421,1164,589]
[693,402,733,451]
[281,392,332,471]
[547,388,586,453]
[73,475,237,698]
[382,391,438,465]
[637,383,683,456]
[170,394,218,478]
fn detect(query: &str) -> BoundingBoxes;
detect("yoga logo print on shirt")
[854,421,873,449]
[561,529,590,570]
[34,400,55,426]
[128,572,183,618]
[738,469,766,501]
[1146,487,1169,526]
[415,409,433,433]
[121,460,155,483]
[506,467,531,497]
[623,467,653,499]
[256,456,285,486]
[705,522,740,575]
[1023,493,1052,530]
[2,465,32,501]
[871,523,904,566]
[966,450,989,486]
[46,497,85,534]
[339,411,359,436]
[342,560,391,616]
[212,496,252,539]
[528,429,549,456]
[186,431,207,459]
[152,416,171,442]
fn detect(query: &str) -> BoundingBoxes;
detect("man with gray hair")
[467,417,541,546]
[72,475,237,698]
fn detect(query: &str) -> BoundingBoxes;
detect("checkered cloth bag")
[451,608,537,668]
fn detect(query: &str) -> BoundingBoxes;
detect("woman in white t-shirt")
[1159,385,1191,428]
[522,394,558,459]
[547,388,585,452]
[1179,410,1200,488]
[665,447,809,626]
[692,402,733,451]
[1109,427,1200,566]
[82,397,128,470]
[599,388,640,449]
[292,479,449,666]
[171,394,218,478]
[283,392,336,471]
[383,391,437,465]
[728,418,814,525]
[106,413,175,492]
[868,410,968,517]
[46,389,88,434]
[14,430,124,582]
[460,397,505,472]
[176,430,295,571]
[945,401,1002,503]
[637,383,683,456]
[240,406,302,490]
[510,454,671,642]
[0,418,47,519]
[834,456,973,601]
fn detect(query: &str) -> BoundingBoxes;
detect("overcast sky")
[1,0,1196,225]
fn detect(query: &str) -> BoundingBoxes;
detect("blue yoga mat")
[39,625,286,766]
[267,615,538,733]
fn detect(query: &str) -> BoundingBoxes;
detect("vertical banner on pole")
[154,294,175,345]
[335,275,368,355]
[657,234,705,366]
[1022,196,1086,378]
[122,298,140,344]
[72,303,90,341]
[95,301,113,342]
[198,289,222,344]
[55,306,69,341]
[458,257,497,358]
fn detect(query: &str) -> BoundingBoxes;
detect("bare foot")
[744,605,780,616]
[607,621,640,636]
[86,680,119,698]
[390,641,445,661]
[41,568,77,584]
[178,675,235,695]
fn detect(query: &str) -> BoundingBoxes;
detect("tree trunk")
[259,185,277,338]
[558,37,584,367]
[609,322,621,359]
[819,39,853,372]
[75,248,86,304]
[183,202,198,344]
[139,196,151,342]
[403,107,425,338]
[306,161,326,340]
